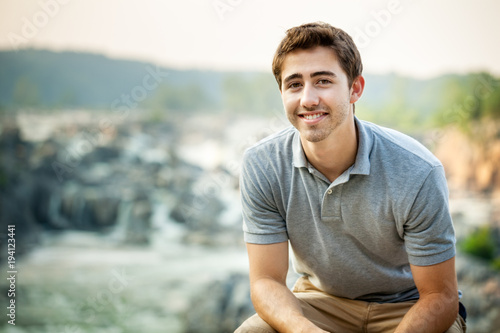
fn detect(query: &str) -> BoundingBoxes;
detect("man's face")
[280,46,354,143]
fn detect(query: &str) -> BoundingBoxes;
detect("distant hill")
[0,49,230,110]
[0,49,498,130]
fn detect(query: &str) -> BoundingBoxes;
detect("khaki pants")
[235,277,466,333]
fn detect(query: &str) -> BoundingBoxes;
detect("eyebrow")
[283,73,303,85]
[283,71,337,85]
[311,71,337,78]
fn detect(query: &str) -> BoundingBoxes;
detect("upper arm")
[247,241,289,286]
[410,256,458,301]
[240,151,288,244]
[404,166,456,266]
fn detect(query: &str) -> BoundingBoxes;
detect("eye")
[317,79,332,85]
[287,82,302,90]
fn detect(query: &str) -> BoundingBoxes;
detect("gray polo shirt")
[240,117,456,303]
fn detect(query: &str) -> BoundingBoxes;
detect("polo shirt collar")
[351,116,372,175]
[291,116,372,175]
[292,129,308,168]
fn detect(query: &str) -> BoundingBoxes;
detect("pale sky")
[1,0,499,78]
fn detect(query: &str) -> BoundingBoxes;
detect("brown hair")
[272,22,363,90]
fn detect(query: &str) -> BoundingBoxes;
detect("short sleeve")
[240,149,288,244]
[404,166,456,266]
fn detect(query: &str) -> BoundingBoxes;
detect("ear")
[349,75,365,104]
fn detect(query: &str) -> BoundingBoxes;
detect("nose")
[300,83,319,109]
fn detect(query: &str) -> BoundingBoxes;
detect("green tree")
[477,73,500,119]
[459,226,496,260]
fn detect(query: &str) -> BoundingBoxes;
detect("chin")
[300,129,331,143]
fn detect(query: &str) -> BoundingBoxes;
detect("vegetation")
[433,73,500,132]
[1,49,499,133]
[459,226,500,270]
[359,72,500,134]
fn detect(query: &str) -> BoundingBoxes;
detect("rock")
[184,273,254,333]
[0,188,41,263]
[435,121,500,194]
[456,254,500,332]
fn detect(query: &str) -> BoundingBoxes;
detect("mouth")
[298,112,328,124]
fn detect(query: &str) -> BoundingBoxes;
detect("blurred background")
[0,0,499,332]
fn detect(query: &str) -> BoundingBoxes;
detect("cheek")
[282,93,298,112]
[281,96,291,112]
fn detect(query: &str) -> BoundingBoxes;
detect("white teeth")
[304,113,323,120]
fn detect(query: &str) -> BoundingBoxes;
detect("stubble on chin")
[301,124,331,143]
[291,101,350,143]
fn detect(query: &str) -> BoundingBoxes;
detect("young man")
[235,22,466,332]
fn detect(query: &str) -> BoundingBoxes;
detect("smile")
[298,112,328,123]
[303,113,324,120]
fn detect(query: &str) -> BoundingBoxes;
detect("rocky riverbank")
[0,110,272,332]
[1,111,499,332]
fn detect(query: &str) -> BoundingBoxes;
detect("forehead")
[281,46,343,79]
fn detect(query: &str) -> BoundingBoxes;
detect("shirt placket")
[320,170,351,219]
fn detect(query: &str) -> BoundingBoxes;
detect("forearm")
[395,293,458,333]
[251,277,326,333]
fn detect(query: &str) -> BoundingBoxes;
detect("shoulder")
[240,127,296,206]
[243,126,297,167]
[361,119,442,169]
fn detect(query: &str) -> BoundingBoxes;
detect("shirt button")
[327,189,333,195]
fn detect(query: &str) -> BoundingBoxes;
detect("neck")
[301,115,358,183]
